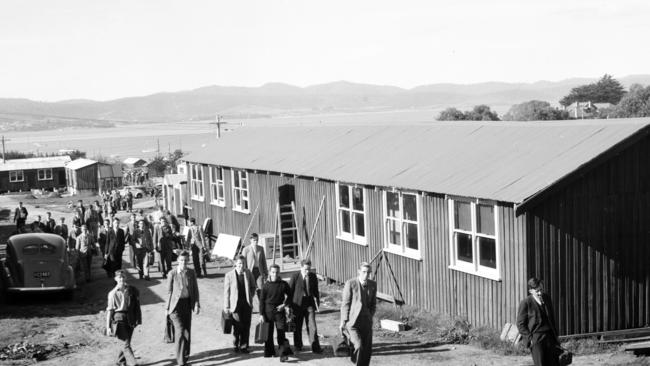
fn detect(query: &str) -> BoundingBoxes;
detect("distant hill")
[1,75,649,123]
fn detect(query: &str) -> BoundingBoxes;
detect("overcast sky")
[1,0,648,101]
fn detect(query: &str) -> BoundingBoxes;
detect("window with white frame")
[9,170,24,182]
[190,163,204,201]
[209,166,225,206]
[231,170,249,212]
[384,190,420,257]
[449,198,499,280]
[336,183,366,244]
[37,168,53,181]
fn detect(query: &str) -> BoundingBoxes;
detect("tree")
[147,156,168,177]
[465,105,500,121]
[436,105,500,121]
[611,84,650,118]
[437,107,466,121]
[560,74,626,106]
[502,100,569,121]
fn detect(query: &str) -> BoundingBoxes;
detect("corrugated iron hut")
[182,119,650,336]
[98,163,123,194]
[0,156,71,192]
[162,173,187,216]
[65,158,99,194]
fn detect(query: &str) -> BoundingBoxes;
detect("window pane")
[341,210,351,234]
[477,204,495,235]
[217,168,223,180]
[353,212,365,237]
[243,199,249,210]
[478,237,497,268]
[218,185,224,199]
[405,222,418,250]
[241,175,248,189]
[234,172,240,187]
[456,232,473,263]
[454,201,472,231]
[387,219,400,245]
[386,192,400,219]
[339,185,350,208]
[234,189,241,205]
[352,187,364,211]
[403,194,417,221]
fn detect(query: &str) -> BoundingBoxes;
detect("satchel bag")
[221,310,233,334]
[255,321,270,344]
[334,329,352,357]
[164,315,174,343]
[556,345,573,366]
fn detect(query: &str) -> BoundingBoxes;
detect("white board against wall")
[211,233,241,260]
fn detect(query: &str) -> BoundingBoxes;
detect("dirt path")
[0,195,648,365]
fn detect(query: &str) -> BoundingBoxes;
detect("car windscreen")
[22,243,58,255]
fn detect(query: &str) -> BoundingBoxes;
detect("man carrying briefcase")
[223,255,256,353]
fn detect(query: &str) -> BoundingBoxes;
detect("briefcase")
[221,310,233,334]
[164,315,175,343]
[556,345,573,366]
[334,329,352,357]
[255,321,270,344]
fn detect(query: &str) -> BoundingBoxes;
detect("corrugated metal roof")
[123,157,146,165]
[0,156,71,172]
[163,173,186,186]
[183,119,650,203]
[66,158,97,170]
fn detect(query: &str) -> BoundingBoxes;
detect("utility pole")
[216,115,222,139]
[2,135,7,163]
[157,138,160,157]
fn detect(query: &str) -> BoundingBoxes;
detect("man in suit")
[124,213,138,270]
[44,212,56,233]
[75,225,96,282]
[517,277,560,366]
[134,220,154,280]
[223,255,256,353]
[185,218,207,278]
[340,262,377,366]
[166,251,200,366]
[13,202,28,232]
[103,218,125,278]
[242,233,267,298]
[290,259,323,353]
[53,217,68,240]
[31,215,46,232]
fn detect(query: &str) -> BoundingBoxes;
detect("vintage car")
[118,185,147,199]
[1,233,75,293]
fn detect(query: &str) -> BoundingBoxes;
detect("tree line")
[437,74,650,121]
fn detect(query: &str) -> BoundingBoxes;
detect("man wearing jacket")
[340,262,377,366]
[242,233,267,297]
[166,251,200,366]
[260,264,292,361]
[13,202,28,231]
[290,259,323,353]
[103,218,125,278]
[223,255,256,353]
[516,277,560,366]
[134,220,154,280]
[105,269,142,366]
[185,218,207,278]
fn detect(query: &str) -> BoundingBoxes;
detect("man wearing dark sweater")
[259,264,292,361]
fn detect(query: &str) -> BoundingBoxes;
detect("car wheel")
[136,193,143,199]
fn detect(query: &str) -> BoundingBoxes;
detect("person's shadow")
[138,346,267,366]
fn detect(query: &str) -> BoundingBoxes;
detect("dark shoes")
[295,345,303,352]
[233,347,240,353]
[312,346,324,354]
[144,275,150,281]
[280,355,288,362]
[239,348,250,354]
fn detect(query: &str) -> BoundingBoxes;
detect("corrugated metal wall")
[526,133,650,335]
[188,164,528,330]
[68,165,98,191]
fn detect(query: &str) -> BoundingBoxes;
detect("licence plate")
[33,271,51,278]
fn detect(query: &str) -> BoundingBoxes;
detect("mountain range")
[2,75,650,123]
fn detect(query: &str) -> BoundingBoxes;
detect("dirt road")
[0,195,647,365]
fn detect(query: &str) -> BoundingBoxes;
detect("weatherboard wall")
[525,131,650,335]
[186,164,528,331]
[0,167,66,192]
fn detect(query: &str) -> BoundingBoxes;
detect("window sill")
[336,235,367,246]
[448,265,501,281]
[232,208,250,214]
[383,247,422,261]
[191,197,204,202]
[38,178,53,181]
[210,201,226,208]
